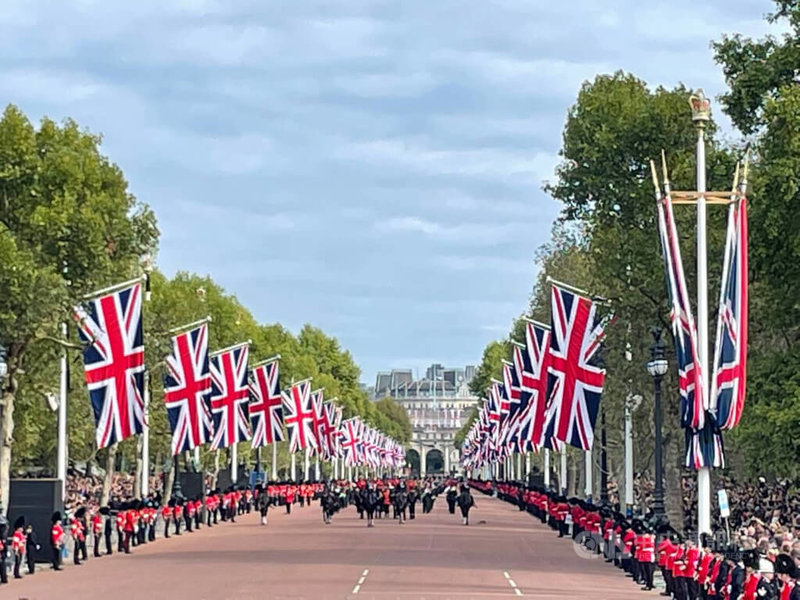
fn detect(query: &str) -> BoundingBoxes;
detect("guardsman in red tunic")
[775,553,800,600]
[50,511,65,571]
[173,500,183,536]
[205,494,215,527]
[91,509,102,557]
[115,508,125,552]
[69,509,86,565]
[11,516,26,579]
[162,501,173,538]
[285,484,295,514]
[185,497,196,532]
[639,529,656,591]
[123,504,136,553]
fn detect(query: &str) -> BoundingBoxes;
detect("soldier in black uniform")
[457,484,475,525]
[446,484,458,515]
[363,484,379,528]
[25,522,40,574]
[407,486,418,520]
[101,507,113,556]
[393,484,408,525]
[321,486,337,525]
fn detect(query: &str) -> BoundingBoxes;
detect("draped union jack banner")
[282,380,316,452]
[75,283,145,449]
[209,343,252,450]
[164,323,212,455]
[657,185,722,468]
[541,284,607,451]
[711,197,748,431]
[248,359,284,448]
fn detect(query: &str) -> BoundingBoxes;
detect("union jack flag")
[164,323,212,455]
[516,321,551,451]
[339,418,361,467]
[322,402,342,458]
[657,187,722,468]
[711,197,748,431]
[248,359,284,449]
[282,380,317,452]
[209,343,252,450]
[311,389,327,457]
[74,283,145,449]
[541,284,608,451]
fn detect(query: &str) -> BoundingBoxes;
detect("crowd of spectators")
[63,472,163,511]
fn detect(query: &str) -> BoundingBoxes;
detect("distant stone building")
[373,365,478,476]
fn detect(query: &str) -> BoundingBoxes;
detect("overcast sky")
[0,0,776,385]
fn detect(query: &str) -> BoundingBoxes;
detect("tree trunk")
[100,444,118,506]
[212,449,220,490]
[164,458,175,501]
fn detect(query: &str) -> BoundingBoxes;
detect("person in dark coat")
[363,484,379,528]
[256,485,270,526]
[446,485,458,515]
[101,507,113,556]
[0,513,8,584]
[321,487,338,525]
[25,522,40,574]
[393,485,408,525]
[457,485,475,525]
[407,488,418,520]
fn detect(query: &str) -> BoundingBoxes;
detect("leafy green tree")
[374,397,412,444]
[0,105,157,512]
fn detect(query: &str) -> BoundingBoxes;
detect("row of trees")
[459,0,800,527]
[0,105,410,511]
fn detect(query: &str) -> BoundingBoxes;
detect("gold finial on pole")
[690,90,711,127]
[649,159,661,194]
[742,153,750,185]
[661,150,670,185]
[731,162,740,196]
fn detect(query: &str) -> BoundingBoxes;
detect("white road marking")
[353,569,370,595]
[503,571,523,596]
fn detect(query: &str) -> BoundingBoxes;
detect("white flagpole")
[348,465,353,481]
[524,452,531,481]
[141,370,150,497]
[194,446,200,470]
[57,321,68,500]
[231,443,238,483]
[560,450,567,495]
[693,91,712,538]
[314,454,320,482]
[584,450,592,501]
[625,397,634,513]
[543,449,550,488]
[304,447,310,481]
[291,452,297,482]
[271,443,278,480]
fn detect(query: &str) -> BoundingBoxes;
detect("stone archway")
[425,448,444,475]
[406,448,421,477]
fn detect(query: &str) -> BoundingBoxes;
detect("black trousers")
[51,545,60,570]
[26,553,35,574]
[117,529,124,552]
[408,503,416,519]
[164,520,170,538]
[94,534,101,557]
[105,531,113,555]
[14,554,23,578]
[642,562,654,589]
[73,540,82,564]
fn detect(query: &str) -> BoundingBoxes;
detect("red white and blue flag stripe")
[248,359,284,448]
[74,283,145,449]
[164,323,212,455]
[209,343,252,450]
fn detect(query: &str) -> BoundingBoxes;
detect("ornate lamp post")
[647,327,668,520]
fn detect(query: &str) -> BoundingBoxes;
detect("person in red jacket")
[639,529,656,591]
[123,504,136,553]
[185,497,196,532]
[115,508,125,552]
[162,501,173,538]
[172,500,183,536]
[50,511,65,572]
[285,484,296,514]
[69,508,86,564]
[11,516,26,579]
[91,509,102,558]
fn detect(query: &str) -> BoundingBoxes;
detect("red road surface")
[8,496,657,599]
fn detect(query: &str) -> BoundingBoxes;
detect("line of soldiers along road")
[0,477,475,586]
[478,479,800,600]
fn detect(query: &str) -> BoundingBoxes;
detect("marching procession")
[0,475,474,586]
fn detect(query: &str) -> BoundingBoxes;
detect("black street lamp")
[172,454,182,499]
[647,327,668,521]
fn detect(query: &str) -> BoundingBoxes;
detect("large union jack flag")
[282,380,317,452]
[310,389,327,457]
[339,418,361,467]
[248,359,284,449]
[711,197,748,431]
[209,343,252,450]
[75,283,145,449]
[541,284,607,451]
[164,323,212,455]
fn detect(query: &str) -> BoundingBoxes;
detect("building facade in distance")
[373,365,478,476]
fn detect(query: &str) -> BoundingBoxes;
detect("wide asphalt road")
[8,494,655,599]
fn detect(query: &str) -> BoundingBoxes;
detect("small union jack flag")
[339,418,361,467]
[282,380,317,452]
[75,283,145,449]
[209,343,252,450]
[311,389,327,457]
[541,284,608,451]
[164,323,212,455]
[516,321,551,451]
[711,197,748,431]
[248,359,284,449]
